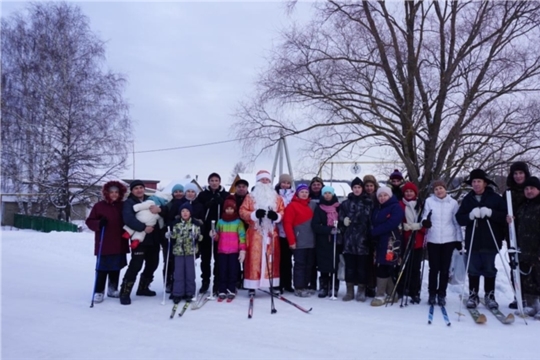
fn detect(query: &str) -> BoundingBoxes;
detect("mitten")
[255,209,266,219]
[469,207,481,220]
[331,227,338,235]
[344,217,351,227]
[238,250,246,263]
[479,207,492,218]
[130,240,140,249]
[410,223,422,231]
[422,219,432,229]
[403,223,412,231]
[99,217,108,229]
[267,210,278,221]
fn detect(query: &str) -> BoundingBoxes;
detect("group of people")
[85,163,540,318]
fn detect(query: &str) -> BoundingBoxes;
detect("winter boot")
[318,276,329,298]
[199,281,210,294]
[356,285,366,302]
[467,291,479,309]
[342,283,355,302]
[366,286,376,298]
[466,275,480,308]
[509,298,518,309]
[484,277,498,309]
[437,295,446,307]
[522,295,540,317]
[107,284,120,298]
[428,295,436,306]
[484,291,498,310]
[93,293,104,303]
[136,276,157,297]
[371,278,388,306]
[119,281,135,305]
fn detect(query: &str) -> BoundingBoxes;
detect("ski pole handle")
[211,220,216,231]
[333,220,338,228]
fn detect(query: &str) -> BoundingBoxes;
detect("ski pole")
[90,226,105,308]
[208,220,216,300]
[161,226,172,305]
[267,209,277,314]
[458,219,477,321]
[329,220,338,300]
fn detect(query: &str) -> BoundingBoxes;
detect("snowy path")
[1,230,536,359]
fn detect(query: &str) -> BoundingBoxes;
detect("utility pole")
[271,134,294,182]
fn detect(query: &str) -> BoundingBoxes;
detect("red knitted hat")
[402,182,418,196]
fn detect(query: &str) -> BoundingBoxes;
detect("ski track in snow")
[1,229,536,360]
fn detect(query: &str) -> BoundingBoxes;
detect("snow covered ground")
[2,228,537,360]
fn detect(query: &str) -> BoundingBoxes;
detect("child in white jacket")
[421,180,463,306]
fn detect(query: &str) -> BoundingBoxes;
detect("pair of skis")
[458,299,514,325]
[428,304,451,326]
[170,300,191,319]
[247,289,312,319]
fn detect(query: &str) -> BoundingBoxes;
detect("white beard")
[251,182,278,238]
[252,182,278,211]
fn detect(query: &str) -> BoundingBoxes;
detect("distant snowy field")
[2,228,537,360]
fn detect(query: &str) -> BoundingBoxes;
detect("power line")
[134,138,242,154]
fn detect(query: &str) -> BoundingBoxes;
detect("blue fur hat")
[184,183,200,195]
[321,186,335,195]
[171,184,184,194]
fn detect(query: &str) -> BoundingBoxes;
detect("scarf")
[402,198,418,224]
[319,202,340,226]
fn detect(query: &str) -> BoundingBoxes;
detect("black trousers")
[123,244,160,283]
[397,248,423,297]
[199,233,219,291]
[95,270,120,293]
[279,237,293,290]
[344,253,368,285]
[293,248,315,290]
[427,242,455,297]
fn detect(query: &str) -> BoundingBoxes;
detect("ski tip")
[476,314,487,324]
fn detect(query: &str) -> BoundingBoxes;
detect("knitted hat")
[321,186,335,196]
[296,183,309,195]
[279,174,293,184]
[376,186,393,198]
[129,180,145,191]
[208,172,221,181]
[235,179,249,188]
[351,177,364,188]
[179,202,193,215]
[389,169,403,180]
[256,170,272,182]
[402,182,418,196]
[363,175,379,187]
[171,184,184,194]
[464,169,496,187]
[184,183,200,195]
[223,195,237,211]
[432,180,446,190]
[310,176,324,186]
[523,176,540,191]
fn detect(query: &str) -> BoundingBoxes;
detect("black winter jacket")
[515,195,540,263]
[196,186,230,225]
[455,187,506,253]
[338,192,373,255]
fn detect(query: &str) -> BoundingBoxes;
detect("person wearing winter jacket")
[85,181,129,303]
[311,186,341,298]
[422,180,463,307]
[505,161,531,309]
[398,182,426,304]
[456,169,507,310]
[371,186,404,306]
[119,180,166,305]
[170,202,203,304]
[283,184,315,297]
[233,178,250,290]
[196,173,230,295]
[210,196,246,301]
[363,174,380,297]
[388,169,404,201]
[275,174,295,293]
[308,176,325,293]
[338,177,373,302]
[509,176,540,318]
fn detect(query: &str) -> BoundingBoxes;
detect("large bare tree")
[1,2,132,221]
[234,1,540,194]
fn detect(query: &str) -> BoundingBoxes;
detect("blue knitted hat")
[171,184,184,194]
[321,186,335,195]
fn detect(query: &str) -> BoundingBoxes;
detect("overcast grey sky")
[2,1,391,187]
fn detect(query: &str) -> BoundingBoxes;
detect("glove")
[165,231,171,239]
[255,209,266,219]
[99,217,108,229]
[479,207,492,218]
[344,217,351,227]
[454,241,463,251]
[469,207,481,220]
[238,250,246,263]
[267,210,278,221]
[331,227,338,235]
[403,223,412,231]
[422,219,432,229]
[130,240,140,249]
[410,223,422,231]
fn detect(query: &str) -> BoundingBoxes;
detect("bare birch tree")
[1,2,132,220]
[234,0,540,194]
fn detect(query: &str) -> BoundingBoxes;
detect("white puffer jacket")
[422,194,463,244]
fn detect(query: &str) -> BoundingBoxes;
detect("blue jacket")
[372,196,404,266]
